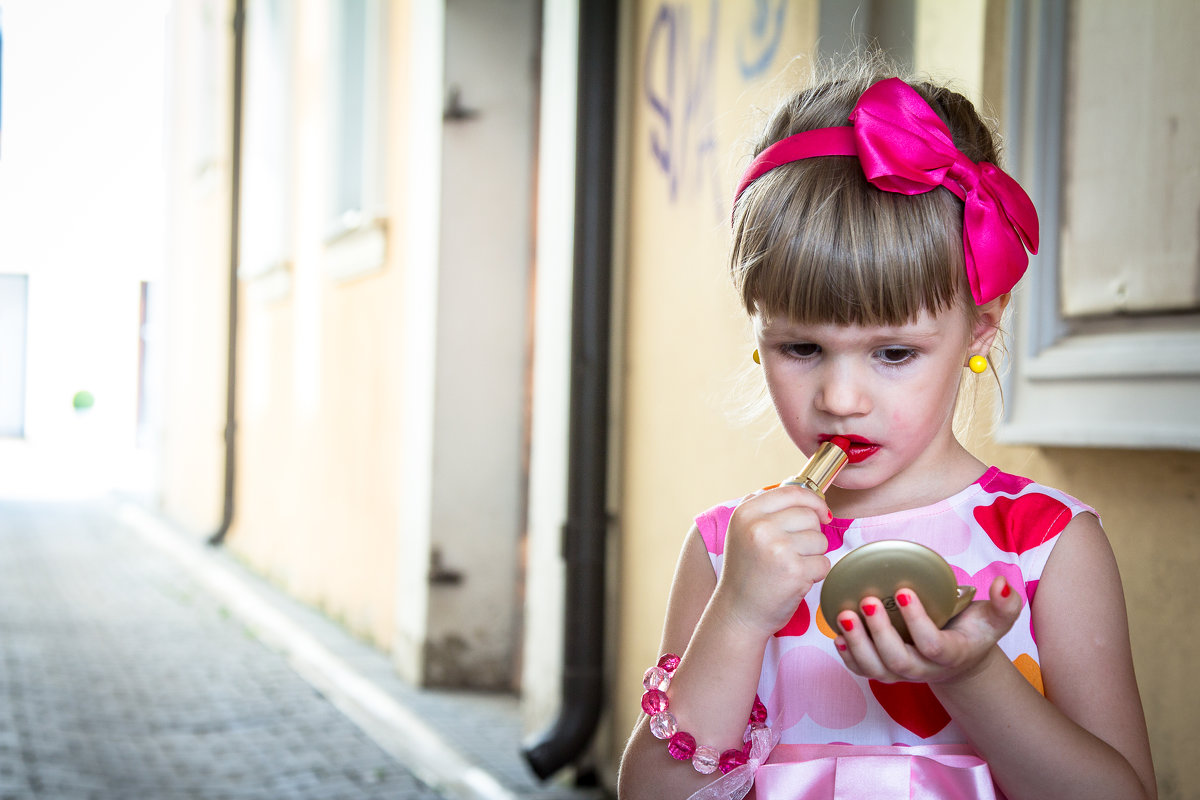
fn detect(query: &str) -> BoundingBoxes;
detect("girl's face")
[755,303,990,512]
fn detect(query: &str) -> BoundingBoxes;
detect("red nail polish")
[896,592,910,607]
[826,510,834,523]
[836,642,848,652]
[863,603,877,617]
[1000,582,1012,598]
[841,618,854,633]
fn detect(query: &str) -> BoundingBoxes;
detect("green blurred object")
[72,390,95,411]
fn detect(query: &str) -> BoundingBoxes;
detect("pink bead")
[749,696,768,725]
[667,731,697,761]
[640,689,669,715]
[657,653,681,673]
[643,665,670,692]
[692,744,720,774]
[649,710,677,740]
[719,748,749,774]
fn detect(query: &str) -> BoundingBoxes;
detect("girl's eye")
[783,343,820,359]
[877,347,917,365]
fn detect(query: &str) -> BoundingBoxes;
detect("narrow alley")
[0,499,599,800]
[0,499,442,799]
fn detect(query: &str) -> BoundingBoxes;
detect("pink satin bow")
[753,743,1000,800]
[734,77,1039,306]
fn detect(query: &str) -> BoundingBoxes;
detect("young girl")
[617,63,1156,800]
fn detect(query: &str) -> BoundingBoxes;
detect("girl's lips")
[821,435,880,464]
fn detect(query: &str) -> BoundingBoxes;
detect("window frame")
[324,0,389,280]
[997,0,1200,451]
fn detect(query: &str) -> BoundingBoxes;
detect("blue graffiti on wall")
[737,0,787,79]
[642,0,722,216]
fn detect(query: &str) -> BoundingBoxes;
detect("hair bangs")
[732,157,966,327]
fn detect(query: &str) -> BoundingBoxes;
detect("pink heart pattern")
[767,646,868,733]
[860,509,972,556]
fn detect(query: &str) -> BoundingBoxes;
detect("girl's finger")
[833,636,863,674]
[858,595,920,675]
[894,588,946,661]
[837,610,891,680]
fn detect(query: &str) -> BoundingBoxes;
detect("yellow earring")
[968,354,988,374]
[752,349,761,364]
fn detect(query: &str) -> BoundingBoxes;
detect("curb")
[115,501,523,800]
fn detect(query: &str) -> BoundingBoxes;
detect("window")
[999,0,1200,450]
[240,0,294,291]
[0,273,28,438]
[326,0,388,278]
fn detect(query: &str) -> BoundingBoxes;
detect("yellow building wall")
[159,2,237,536]
[224,4,419,652]
[611,2,1199,796]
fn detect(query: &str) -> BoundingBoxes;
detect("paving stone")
[0,500,446,800]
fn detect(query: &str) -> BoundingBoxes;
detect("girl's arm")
[837,514,1155,800]
[616,528,763,800]
[933,513,1156,800]
[618,485,832,800]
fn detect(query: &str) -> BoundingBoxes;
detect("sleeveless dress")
[689,467,1095,800]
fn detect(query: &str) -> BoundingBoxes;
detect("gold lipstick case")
[819,540,976,643]
[782,440,849,499]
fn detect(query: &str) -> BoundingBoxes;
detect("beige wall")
[610,1,1199,796]
[968,435,1200,799]
[160,1,239,535]
[226,2,420,652]
[161,0,419,652]
[163,0,537,688]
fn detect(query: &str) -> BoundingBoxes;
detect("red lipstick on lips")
[821,434,879,464]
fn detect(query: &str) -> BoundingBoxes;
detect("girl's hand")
[834,576,1023,685]
[710,485,833,639]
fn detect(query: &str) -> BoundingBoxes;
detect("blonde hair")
[731,60,1002,330]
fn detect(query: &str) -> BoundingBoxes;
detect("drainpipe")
[522,0,618,781]
[209,0,245,547]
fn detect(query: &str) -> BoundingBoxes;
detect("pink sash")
[753,744,999,800]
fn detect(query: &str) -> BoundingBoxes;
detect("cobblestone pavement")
[0,500,447,800]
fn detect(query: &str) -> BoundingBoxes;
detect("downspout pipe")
[209,0,245,547]
[521,0,619,781]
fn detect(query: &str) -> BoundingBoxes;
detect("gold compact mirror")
[819,540,976,644]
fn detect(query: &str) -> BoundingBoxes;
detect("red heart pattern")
[973,492,1071,554]
[774,599,811,637]
[868,680,951,738]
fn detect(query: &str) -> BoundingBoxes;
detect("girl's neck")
[825,442,987,520]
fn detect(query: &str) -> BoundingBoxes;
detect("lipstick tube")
[782,438,849,499]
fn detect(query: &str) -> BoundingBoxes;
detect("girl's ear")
[969,293,1010,354]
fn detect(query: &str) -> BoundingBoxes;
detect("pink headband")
[733,78,1038,306]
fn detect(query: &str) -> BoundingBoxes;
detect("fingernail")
[826,510,834,523]
[1000,582,1012,598]
[896,591,910,608]
[862,603,877,617]
[841,618,855,633]
[836,642,848,652]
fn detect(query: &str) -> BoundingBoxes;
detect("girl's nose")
[814,365,871,417]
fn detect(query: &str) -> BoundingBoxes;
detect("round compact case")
[819,540,976,644]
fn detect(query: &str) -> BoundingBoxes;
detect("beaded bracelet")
[640,653,769,775]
